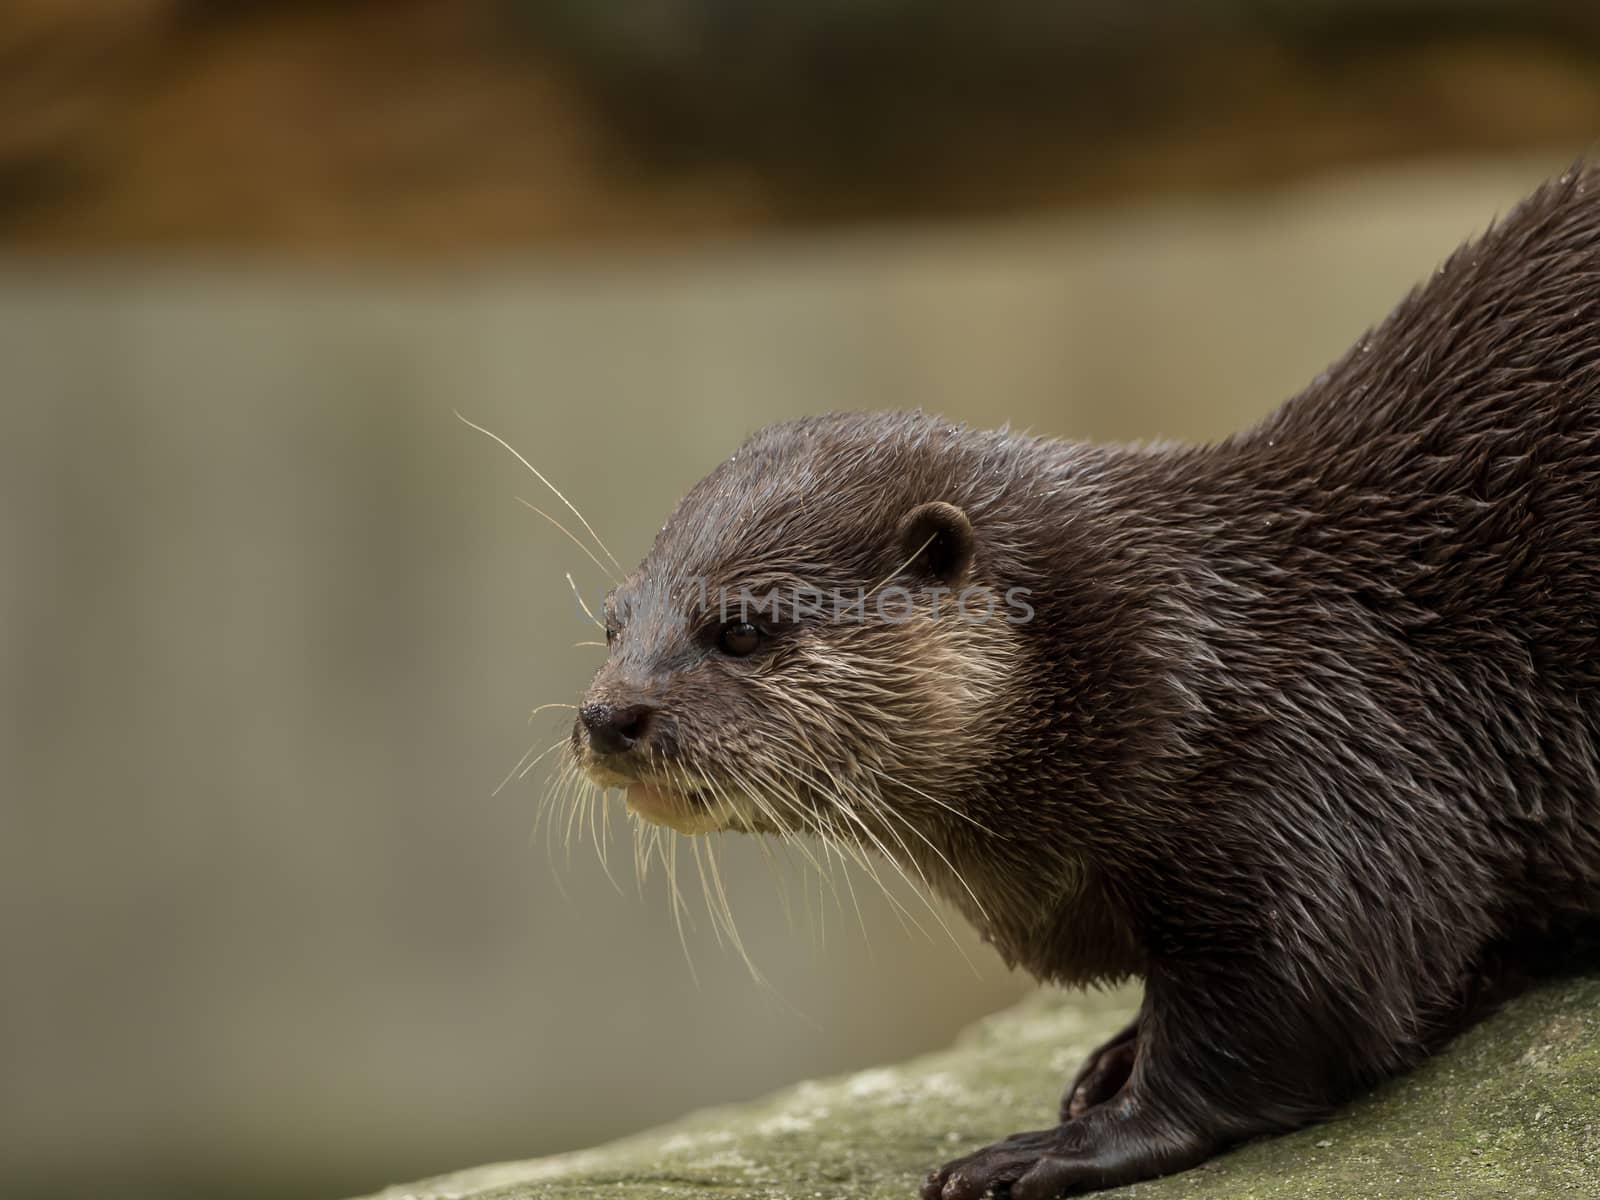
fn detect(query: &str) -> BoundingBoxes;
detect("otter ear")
[898,500,975,585]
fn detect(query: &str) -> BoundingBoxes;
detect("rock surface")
[359,974,1598,1200]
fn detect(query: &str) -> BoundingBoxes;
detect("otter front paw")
[923,1104,1210,1200]
[923,1126,1075,1200]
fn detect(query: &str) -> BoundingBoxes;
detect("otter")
[570,166,1600,1198]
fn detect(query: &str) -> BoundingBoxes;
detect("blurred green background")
[0,3,1595,1199]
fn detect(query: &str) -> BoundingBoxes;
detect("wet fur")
[577,166,1600,1197]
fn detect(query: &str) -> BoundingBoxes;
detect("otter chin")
[622,782,733,835]
[576,751,756,835]
[565,166,1600,1200]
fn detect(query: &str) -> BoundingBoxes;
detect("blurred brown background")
[1,4,1595,1200]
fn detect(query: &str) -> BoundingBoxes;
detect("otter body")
[573,168,1600,1197]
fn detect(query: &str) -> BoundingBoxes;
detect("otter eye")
[718,621,762,657]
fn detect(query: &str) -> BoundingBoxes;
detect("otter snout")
[573,694,732,834]
[579,700,656,756]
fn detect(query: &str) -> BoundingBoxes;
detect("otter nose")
[580,701,654,755]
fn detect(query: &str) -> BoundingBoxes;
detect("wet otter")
[571,166,1600,1197]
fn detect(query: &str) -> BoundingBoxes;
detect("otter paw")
[1058,1028,1138,1121]
[922,1125,1094,1200]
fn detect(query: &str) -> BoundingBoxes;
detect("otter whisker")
[745,815,796,930]
[526,754,580,890]
[588,786,623,895]
[707,771,829,945]
[518,739,570,783]
[863,531,936,601]
[498,743,542,793]
[566,572,604,630]
[863,763,1003,837]
[664,833,700,987]
[763,777,848,945]
[536,759,582,907]
[668,790,726,960]
[702,835,768,985]
[778,753,981,970]
[495,736,567,798]
[821,822,875,949]
[634,750,711,982]
[707,763,835,945]
[792,781,913,940]
[822,813,929,943]
[724,769,834,882]
[532,755,572,847]
[743,767,850,916]
[697,771,844,979]
[456,411,623,571]
[756,752,904,898]
[814,781,955,951]
[528,702,578,722]
[756,756,945,951]
[682,813,726,954]
[562,761,592,860]
[516,497,617,584]
[858,770,991,923]
[547,756,590,866]
[632,816,651,892]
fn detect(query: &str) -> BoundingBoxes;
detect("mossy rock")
[359,975,1599,1200]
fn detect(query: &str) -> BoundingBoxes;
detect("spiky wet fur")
[572,166,1600,1196]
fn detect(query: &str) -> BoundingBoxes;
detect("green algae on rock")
[359,975,1598,1200]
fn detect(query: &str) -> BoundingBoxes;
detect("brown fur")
[573,166,1600,1197]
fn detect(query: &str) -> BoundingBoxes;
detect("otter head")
[571,412,1026,870]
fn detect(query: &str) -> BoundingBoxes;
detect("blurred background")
[1,3,1596,1199]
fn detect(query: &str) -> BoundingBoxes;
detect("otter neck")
[930,442,1235,983]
